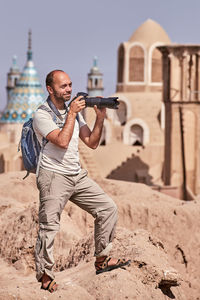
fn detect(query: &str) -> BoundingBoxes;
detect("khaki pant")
[35,168,118,282]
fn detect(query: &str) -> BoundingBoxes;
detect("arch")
[148,42,164,85]
[116,101,127,125]
[151,48,162,82]
[130,124,143,145]
[117,44,125,83]
[129,44,145,82]
[123,118,150,145]
[106,95,131,125]
[88,78,92,88]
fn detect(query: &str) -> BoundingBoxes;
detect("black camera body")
[73,92,119,109]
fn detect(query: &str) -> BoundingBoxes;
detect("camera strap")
[46,96,79,123]
[47,96,68,121]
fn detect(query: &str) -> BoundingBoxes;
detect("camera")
[72,92,119,109]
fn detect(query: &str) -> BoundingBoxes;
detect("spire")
[90,56,100,73]
[10,55,19,72]
[27,29,33,61]
[93,56,98,68]
[87,56,104,97]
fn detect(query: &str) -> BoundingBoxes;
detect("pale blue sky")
[0,0,200,111]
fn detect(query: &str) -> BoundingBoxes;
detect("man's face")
[48,72,72,102]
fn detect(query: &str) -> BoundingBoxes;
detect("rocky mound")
[0,171,200,299]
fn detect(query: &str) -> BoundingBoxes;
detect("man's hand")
[93,105,106,119]
[69,96,86,114]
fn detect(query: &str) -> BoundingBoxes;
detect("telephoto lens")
[75,92,119,109]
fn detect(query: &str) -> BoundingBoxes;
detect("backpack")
[20,118,44,179]
[19,105,55,179]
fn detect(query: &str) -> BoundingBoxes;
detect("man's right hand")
[69,96,86,113]
[46,96,85,149]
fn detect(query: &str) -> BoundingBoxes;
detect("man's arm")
[79,106,106,149]
[46,97,85,149]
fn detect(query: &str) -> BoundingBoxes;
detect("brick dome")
[128,19,171,47]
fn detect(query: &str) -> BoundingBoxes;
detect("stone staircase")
[103,143,163,185]
[78,140,101,179]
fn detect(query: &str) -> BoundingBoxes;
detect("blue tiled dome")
[0,31,45,123]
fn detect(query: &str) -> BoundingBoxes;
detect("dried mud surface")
[0,171,200,299]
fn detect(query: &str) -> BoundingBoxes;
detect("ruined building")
[88,19,171,186]
[158,45,200,199]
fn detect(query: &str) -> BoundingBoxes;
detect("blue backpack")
[19,104,56,179]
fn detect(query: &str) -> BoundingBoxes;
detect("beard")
[53,89,71,102]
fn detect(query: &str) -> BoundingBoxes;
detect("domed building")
[0,31,45,173]
[0,31,45,142]
[116,18,171,93]
[89,19,172,185]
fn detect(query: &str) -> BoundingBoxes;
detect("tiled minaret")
[0,30,45,124]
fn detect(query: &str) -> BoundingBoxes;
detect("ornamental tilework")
[0,52,45,123]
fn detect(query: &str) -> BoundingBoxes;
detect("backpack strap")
[35,137,47,177]
[37,104,57,122]
[35,104,57,177]
[46,97,80,124]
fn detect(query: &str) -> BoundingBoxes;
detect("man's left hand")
[94,105,106,119]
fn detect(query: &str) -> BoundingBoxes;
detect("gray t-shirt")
[33,102,86,175]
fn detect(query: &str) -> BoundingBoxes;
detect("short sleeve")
[77,112,86,128]
[33,109,59,138]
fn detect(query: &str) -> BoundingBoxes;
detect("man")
[33,70,130,293]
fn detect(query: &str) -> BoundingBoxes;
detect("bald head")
[46,70,72,104]
[46,70,66,88]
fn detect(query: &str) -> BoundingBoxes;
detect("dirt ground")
[0,171,200,300]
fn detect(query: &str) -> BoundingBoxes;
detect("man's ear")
[47,85,53,95]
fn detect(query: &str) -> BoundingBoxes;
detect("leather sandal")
[41,279,58,293]
[95,256,131,275]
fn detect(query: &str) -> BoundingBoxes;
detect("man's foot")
[41,273,58,293]
[95,256,131,275]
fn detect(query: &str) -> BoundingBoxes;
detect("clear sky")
[0,0,200,111]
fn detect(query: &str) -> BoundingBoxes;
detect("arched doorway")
[130,124,143,146]
[123,118,150,146]
[106,95,131,127]
[116,101,127,125]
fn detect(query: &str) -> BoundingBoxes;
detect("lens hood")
[76,92,119,109]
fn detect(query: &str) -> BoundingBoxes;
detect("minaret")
[87,56,104,96]
[0,30,45,124]
[6,55,21,103]
[0,30,45,144]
